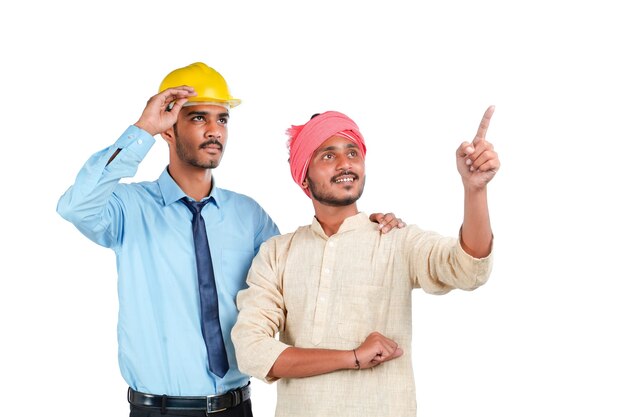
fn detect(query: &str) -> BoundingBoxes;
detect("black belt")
[128,382,251,414]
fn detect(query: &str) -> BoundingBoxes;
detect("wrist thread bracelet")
[353,349,361,370]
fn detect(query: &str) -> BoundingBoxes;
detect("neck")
[312,202,359,236]
[168,162,213,202]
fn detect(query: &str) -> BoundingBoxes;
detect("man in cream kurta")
[232,108,499,417]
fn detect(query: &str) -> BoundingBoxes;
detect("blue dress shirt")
[57,125,280,396]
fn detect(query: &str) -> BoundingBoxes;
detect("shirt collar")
[157,167,223,208]
[310,212,371,238]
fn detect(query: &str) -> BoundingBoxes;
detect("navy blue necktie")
[181,198,229,378]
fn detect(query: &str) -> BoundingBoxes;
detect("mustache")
[331,170,359,183]
[199,139,223,151]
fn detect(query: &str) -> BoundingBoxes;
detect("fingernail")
[466,159,472,165]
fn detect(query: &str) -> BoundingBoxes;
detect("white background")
[1,0,625,416]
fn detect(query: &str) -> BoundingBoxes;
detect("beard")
[174,127,224,169]
[307,172,365,207]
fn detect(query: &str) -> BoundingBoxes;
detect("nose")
[336,153,353,171]
[204,119,222,140]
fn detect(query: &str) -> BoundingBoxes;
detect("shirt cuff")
[113,125,156,159]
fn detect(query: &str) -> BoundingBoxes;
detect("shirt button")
[137,139,143,145]
[328,241,335,247]
[320,297,326,302]
[324,268,330,274]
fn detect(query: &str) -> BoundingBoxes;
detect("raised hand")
[134,86,197,136]
[456,105,500,190]
[354,331,403,370]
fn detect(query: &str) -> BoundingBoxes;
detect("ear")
[160,127,175,146]
[301,179,309,189]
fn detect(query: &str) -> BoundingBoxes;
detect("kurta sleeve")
[232,239,290,382]
[404,226,493,294]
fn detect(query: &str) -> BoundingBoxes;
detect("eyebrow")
[315,143,358,154]
[187,111,230,118]
[312,143,358,158]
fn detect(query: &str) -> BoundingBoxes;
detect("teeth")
[335,177,354,183]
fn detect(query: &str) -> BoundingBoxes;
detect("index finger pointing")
[474,105,495,143]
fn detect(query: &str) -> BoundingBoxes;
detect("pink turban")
[286,111,367,198]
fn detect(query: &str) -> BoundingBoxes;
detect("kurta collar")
[310,212,371,239]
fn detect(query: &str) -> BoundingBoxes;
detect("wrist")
[463,182,488,195]
[352,349,361,370]
[133,121,156,137]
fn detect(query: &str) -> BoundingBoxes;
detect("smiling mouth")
[332,172,358,184]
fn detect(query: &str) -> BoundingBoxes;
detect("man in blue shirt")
[57,62,401,417]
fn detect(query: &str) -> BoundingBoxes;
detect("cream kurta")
[232,212,493,417]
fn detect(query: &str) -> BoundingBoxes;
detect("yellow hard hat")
[159,62,241,108]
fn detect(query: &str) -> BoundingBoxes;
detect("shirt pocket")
[336,283,390,344]
[219,248,255,299]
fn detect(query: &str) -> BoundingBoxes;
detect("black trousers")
[129,400,253,417]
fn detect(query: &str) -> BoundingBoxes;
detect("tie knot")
[180,198,210,214]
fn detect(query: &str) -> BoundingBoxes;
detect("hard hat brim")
[186,96,241,108]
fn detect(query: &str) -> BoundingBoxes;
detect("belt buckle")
[205,392,227,415]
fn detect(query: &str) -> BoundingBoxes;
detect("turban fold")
[286,111,366,197]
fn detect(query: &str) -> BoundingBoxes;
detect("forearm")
[460,186,493,258]
[59,126,153,205]
[57,147,121,223]
[268,347,355,379]
[57,126,154,243]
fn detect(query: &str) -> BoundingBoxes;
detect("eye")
[322,153,334,160]
[218,117,229,125]
[191,115,205,122]
[348,150,358,158]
